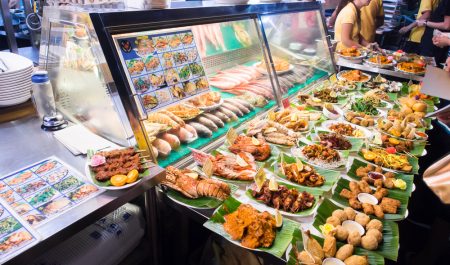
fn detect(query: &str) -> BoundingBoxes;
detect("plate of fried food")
[255,57,294,75]
[395,62,426,75]
[337,70,371,83]
[333,177,409,223]
[359,147,419,174]
[288,227,386,265]
[291,143,347,170]
[364,55,396,69]
[312,198,400,262]
[203,197,297,258]
[86,147,150,190]
[336,47,367,63]
[268,152,340,192]
[321,120,373,139]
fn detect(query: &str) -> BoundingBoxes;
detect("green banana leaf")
[265,152,341,193]
[332,178,410,221]
[347,158,414,197]
[313,198,399,261]
[304,130,365,153]
[245,180,323,217]
[387,92,398,101]
[205,196,297,258]
[358,149,419,175]
[86,148,148,187]
[164,183,239,209]
[287,227,386,265]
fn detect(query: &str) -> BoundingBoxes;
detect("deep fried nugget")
[374,166,382,173]
[358,180,372,193]
[349,181,361,194]
[385,172,395,178]
[373,187,389,201]
[380,202,397,214]
[373,205,385,219]
[356,167,368,178]
[381,197,401,207]
[374,179,383,188]
[340,188,354,199]
[349,197,362,210]
[362,203,375,215]
[383,178,394,189]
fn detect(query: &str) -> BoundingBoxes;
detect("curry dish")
[339,47,361,57]
[397,62,425,74]
[341,70,370,82]
[223,204,277,249]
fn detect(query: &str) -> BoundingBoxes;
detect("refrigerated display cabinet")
[39,1,336,169]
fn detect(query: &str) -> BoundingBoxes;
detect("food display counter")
[3,1,440,265]
[335,50,436,82]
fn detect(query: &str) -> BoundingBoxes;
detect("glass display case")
[39,1,335,167]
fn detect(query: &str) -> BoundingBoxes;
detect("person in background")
[417,0,450,65]
[360,0,384,43]
[399,0,440,53]
[333,0,374,50]
[431,34,450,70]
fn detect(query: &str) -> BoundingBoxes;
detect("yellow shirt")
[360,0,385,43]
[409,0,440,43]
[335,3,360,50]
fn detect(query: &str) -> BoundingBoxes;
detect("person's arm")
[418,16,450,30]
[328,9,338,27]
[341,23,362,47]
[360,35,371,47]
[432,35,450,47]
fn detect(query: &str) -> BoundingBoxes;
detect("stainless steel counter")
[0,115,165,265]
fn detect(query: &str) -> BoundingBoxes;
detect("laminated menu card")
[0,156,104,227]
[0,201,39,264]
[114,29,211,112]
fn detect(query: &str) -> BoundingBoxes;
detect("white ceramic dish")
[0,52,33,76]
[342,220,365,236]
[0,95,31,107]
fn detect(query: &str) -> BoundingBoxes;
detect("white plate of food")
[337,70,371,83]
[85,147,149,190]
[291,145,347,170]
[364,56,396,69]
[320,120,373,139]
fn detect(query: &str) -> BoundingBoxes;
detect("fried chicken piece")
[383,178,394,189]
[373,205,385,219]
[362,203,374,215]
[340,189,354,199]
[349,181,361,195]
[380,203,398,214]
[349,197,362,210]
[373,187,389,201]
[381,197,401,207]
[358,180,372,193]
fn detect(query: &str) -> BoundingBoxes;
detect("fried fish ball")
[361,235,378,250]
[349,197,362,210]
[366,219,383,232]
[335,225,349,241]
[358,180,372,193]
[362,203,375,215]
[326,216,342,227]
[332,209,348,222]
[373,205,385,219]
[366,229,383,243]
[323,235,337,258]
[344,207,356,220]
[349,181,361,194]
[297,250,322,265]
[335,244,354,261]
[340,189,354,199]
[355,213,370,227]
[383,178,394,189]
[347,231,361,246]
[344,255,369,265]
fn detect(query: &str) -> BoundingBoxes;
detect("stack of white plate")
[0,52,34,107]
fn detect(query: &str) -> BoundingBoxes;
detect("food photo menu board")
[114,29,211,112]
[0,157,103,228]
[0,202,39,264]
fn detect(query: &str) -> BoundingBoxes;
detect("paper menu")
[0,157,103,228]
[422,66,450,100]
[115,29,211,112]
[0,200,39,264]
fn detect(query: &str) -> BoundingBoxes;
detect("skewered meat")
[91,148,144,182]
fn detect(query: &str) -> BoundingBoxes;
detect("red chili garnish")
[386,147,397,154]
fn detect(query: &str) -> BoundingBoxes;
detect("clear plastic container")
[31,70,56,119]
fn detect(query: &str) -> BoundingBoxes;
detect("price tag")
[282,98,290,109]
[202,158,213,178]
[226,127,237,145]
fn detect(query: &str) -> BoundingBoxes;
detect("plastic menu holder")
[0,199,40,264]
